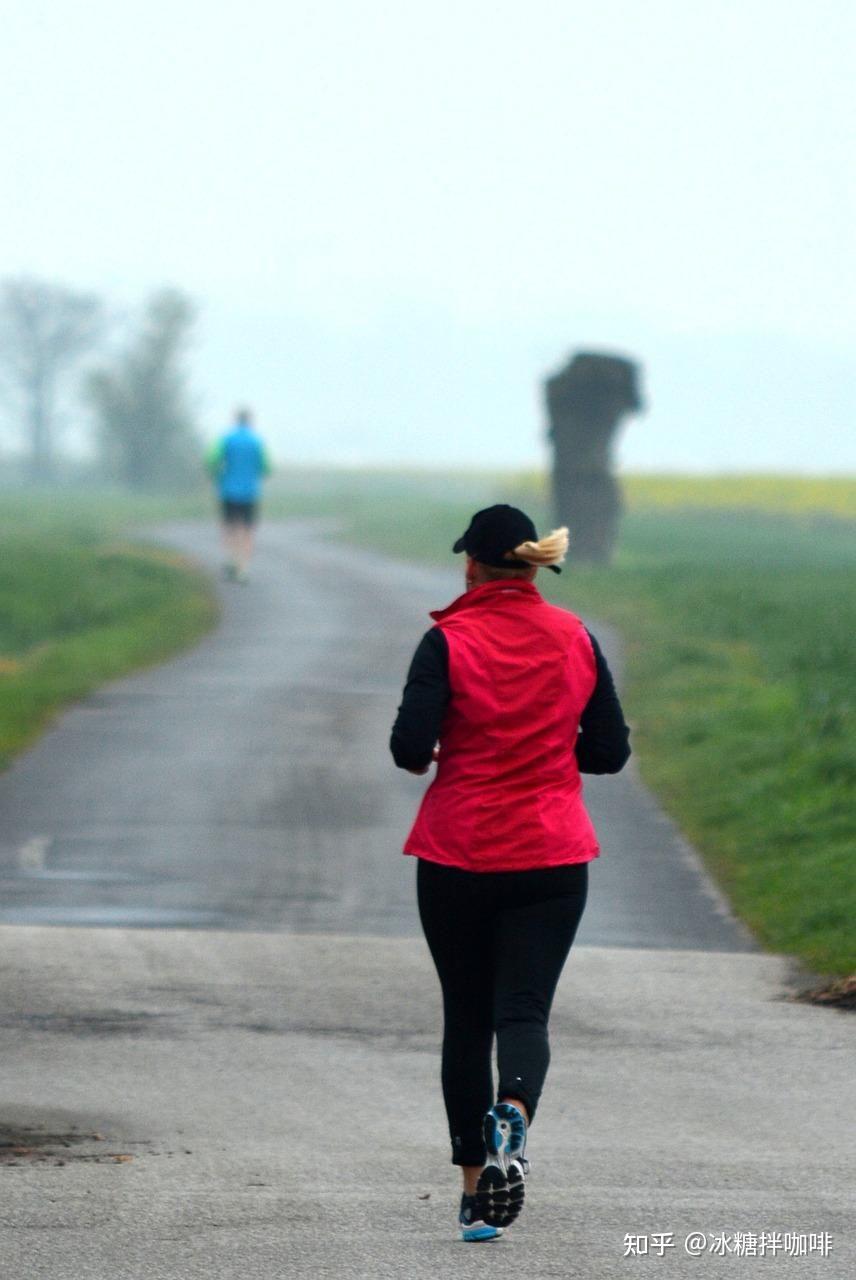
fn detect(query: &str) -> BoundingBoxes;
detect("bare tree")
[87,288,202,491]
[0,276,103,481]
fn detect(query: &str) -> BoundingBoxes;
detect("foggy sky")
[2,0,854,471]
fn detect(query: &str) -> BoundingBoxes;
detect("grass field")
[322,471,855,979]
[0,494,218,769]
[563,511,853,980]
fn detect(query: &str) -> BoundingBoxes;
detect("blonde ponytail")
[506,526,569,568]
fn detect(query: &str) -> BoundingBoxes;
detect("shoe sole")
[485,1103,527,1161]
[475,1160,525,1229]
[476,1104,528,1229]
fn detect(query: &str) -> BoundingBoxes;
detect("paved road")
[3,928,852,1280]
[0,519,750,949]
[2,521,852,1279]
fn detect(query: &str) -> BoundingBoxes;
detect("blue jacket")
[208,426,271,501]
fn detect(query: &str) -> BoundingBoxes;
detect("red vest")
[404,579,600,872]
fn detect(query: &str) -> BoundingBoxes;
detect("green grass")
[323,472,855,978]
[562,513,854,977]
[0,494,218,768]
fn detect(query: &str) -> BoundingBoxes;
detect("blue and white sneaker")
[459,1193,503,1242]
[475,1102,528,1229]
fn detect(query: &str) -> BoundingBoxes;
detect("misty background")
[1,0,854,476]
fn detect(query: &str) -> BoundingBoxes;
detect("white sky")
[2,0,854,470]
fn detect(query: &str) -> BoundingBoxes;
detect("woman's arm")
[390,628,450,773]
[576,629,632,774]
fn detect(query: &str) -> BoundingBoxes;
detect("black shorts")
[220,499,257,527]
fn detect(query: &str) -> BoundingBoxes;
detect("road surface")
[0,521,851,1279]
[0,519,750,949]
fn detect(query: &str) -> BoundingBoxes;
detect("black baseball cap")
[452,504,561,573]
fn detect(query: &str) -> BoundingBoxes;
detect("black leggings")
[417,856,588,1166]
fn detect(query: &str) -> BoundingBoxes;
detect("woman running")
[390,504,631,1242]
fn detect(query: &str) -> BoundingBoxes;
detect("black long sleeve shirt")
[390,626,631,774]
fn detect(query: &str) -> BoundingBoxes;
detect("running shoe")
[458,1193,503,1243]
[475,1102,528,1229]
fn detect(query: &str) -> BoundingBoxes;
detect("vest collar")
[430,578,542,622]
